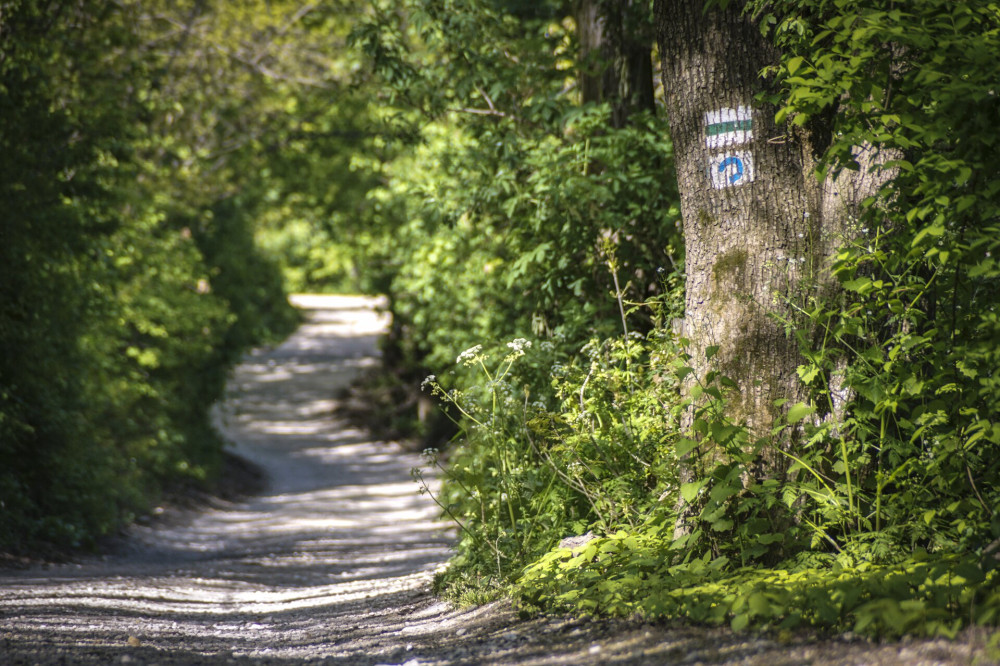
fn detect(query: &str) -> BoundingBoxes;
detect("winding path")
[0,295,464,663]
[0,296,988,665]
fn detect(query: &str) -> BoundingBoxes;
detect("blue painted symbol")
[719,156,744,184]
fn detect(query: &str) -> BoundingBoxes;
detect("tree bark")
[652,1,892,534]
[576,0,604,105]
[654,0,813,437]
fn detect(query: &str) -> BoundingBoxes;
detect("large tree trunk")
[652,0,890,533]
[654,0,813,437]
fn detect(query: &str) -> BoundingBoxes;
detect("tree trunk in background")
[576,0,604,105]
[652,0,890,529]
[575,0,655,127]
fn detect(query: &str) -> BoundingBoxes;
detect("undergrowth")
[345,0,1000,642]
[417,256,1000,638]
[420,300,1000,638]
[518,534,999,638]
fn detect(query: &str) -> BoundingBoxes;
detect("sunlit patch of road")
[0,295,460,663]
[1,295,989,665]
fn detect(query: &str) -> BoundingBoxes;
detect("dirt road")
[0,295,992,665]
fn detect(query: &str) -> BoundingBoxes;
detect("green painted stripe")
[705,119,753,136]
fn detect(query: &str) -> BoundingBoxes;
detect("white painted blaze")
[704,106,753,149]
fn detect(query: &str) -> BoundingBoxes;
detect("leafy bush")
[0,0,297,554]
[749,0,1000,566]
[420,316,682,599]
[369,0,1000,639]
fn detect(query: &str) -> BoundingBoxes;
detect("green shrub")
[0,0,298,554]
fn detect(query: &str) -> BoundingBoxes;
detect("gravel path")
[0,295,994,665]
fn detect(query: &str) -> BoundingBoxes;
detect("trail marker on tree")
[704,106,753,148]
[705,106,754,188]
[709,151,754,188]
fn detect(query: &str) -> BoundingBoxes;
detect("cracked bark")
[653,0,888,533]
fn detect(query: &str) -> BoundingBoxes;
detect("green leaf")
[786,402,815,424]
[842,277,873,294]
[711,518,734,531]
[680,480,705,503]
[747,592,771,616]
[731,612,750,632]
[796,364,820,383]
[952,562,985,585]
[757,532,784,545]
[676,437,699,457]
[912,222,945,247]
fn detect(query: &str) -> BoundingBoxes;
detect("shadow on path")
[0,296,989,665]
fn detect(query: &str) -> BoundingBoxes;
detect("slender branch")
[966,464,993,517]
[456,106,507,117]
[475,84,497,112]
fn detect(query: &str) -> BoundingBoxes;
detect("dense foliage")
[352,0,1000,640]
[760,0,1000,561]
[0,0,310,553]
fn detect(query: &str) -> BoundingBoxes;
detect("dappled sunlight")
[7,0,993,654]
[4,569,436,616]
[0,295,458,661]
[16,295,956,666]
[1,295,980,666]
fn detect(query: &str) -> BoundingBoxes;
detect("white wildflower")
[456,344,483,364]
[420,374,436,391]
[507,338,532,353]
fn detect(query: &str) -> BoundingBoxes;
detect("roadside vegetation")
[350,0,1000,642]
[1,0,314,554]
[3,0,999,649]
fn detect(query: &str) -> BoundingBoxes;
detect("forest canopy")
[2,0,999,639]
